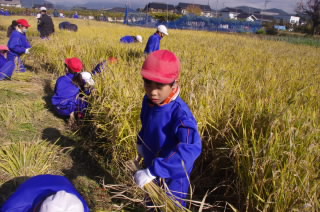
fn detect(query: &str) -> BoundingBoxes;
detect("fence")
[125,13,262,33]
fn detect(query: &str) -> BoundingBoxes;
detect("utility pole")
[215,0,219,17]
[167,0,168,23]
[264,0,271,10]
[261,0,271,23]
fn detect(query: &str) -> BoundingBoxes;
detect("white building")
[290,16,300,25]
[220,7,240,20]
[20,0,44,8]
[0,0,21,7]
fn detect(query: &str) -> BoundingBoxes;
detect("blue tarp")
[274,25,286,31]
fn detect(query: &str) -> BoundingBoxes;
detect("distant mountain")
[264,8,289,16]
[234,6,290,16]
[105,7,136,13]
[74,1,143,10]
[234,6,261,14]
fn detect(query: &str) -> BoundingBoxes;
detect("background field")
[0,16,319,211]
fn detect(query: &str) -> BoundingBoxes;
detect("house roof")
[144,2,175,11]
[0,0,21,5]
[252,13,274,21]
[237,12,251,19]
[177,2,211,12]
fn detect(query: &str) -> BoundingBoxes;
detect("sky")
[50,0,301,13]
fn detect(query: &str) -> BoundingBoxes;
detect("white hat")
[136,35,143,43]
[39,190,84,212]
[36,13,41,19]
[157,25,168,35]
[40,6,47,11]
[81,71,95,86]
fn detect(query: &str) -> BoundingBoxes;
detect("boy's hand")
[134,169,156,188]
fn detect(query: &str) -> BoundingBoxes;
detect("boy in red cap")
[51,57,90,122]
[134,50,202,206]
[7,19,31,72]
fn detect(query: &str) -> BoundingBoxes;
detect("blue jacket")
[7,30,31,60]
[120,36,136,43]
[52,73,83,115]
[138,96,202,179]
[0,54,7,68]
[144,33,161,54]
[0,175,90,212]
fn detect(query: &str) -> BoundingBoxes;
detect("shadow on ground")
[42,127,114,209]
[0,176,30,206]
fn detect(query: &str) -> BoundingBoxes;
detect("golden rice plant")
[124,160,192,212]
[0,140,68,184]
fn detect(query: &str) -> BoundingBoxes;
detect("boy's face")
[143,78,176,106]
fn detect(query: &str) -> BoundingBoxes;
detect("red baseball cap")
[0,45,9,51]
[141,50,181,84]
[16,19,31,27]
[65,57,83,73]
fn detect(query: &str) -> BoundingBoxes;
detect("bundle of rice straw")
[125,160,192,212]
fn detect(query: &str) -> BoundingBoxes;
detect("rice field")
[0,16,319,211]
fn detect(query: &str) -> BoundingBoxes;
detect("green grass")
[259,34,320,47]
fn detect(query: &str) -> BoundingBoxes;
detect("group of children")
[0,16,203,210]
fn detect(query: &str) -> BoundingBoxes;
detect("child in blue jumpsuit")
[7,19,31,72]
[134,50,202,206]
[0,45,15,80]
[144,25,168,55]
[120,35,143,43]
[51,57,89,118]
[0,174,90,212]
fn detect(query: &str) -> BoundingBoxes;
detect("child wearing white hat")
[1,175,90,212]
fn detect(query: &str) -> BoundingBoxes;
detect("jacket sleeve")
[144,36,157,54]
[26,39,32,49]
[148,118,202,179]
[137,97,147,145]
[8,37,26,55]
[38,18,44,28]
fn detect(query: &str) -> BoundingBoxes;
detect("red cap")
[16,19,31,27]
[108,57,118,64]
[141,50,180,84]
[65,57,83,73]
[0,45,9,51]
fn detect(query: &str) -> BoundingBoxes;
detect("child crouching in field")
[0,45,15,80]
[51,58,93,123]
[134,50,202,206]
